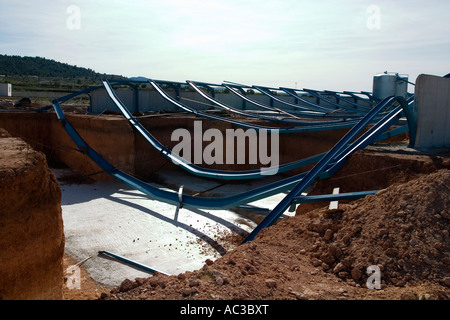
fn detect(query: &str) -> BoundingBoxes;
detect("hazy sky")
[1,0,449,92]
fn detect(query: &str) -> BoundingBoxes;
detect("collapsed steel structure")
[51,78,416,248]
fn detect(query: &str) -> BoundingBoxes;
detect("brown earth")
[0,129,65,300]
[98,162,450,301]
[62,255,110,300]
[1,103,449,301]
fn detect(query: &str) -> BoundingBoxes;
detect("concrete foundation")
[414,74,450,150]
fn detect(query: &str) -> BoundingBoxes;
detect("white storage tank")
[373,72,408,100]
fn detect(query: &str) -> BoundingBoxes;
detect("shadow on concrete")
[96,186,255,256]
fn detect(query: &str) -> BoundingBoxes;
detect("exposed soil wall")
[295,147,449,215]
[0,129,64,300]
[0,112,352,182]
[51,114,136,181]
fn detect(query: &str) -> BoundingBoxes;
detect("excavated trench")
[0,129,64,300]
[0,112,355,181]
[0,111,449,300]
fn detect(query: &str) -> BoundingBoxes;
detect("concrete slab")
[155,169,294,214]
[414,74,450,149]
[55,168,293,288]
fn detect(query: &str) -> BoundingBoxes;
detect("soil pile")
[100,169,450,300]
[305,169,450,288]
[0,129,65,300]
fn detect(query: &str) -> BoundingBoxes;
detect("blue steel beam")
[51,95,410,211]
[343,91,377,106]
[223,84,357,122]
[102,79,327,180]
[318,103,407,180]
[148,79,362,133]
[302,88,370,114]
[188,81,352,126]
[188,80,308,123]
[323,90,373,112]
[98,251,170,276]
[51,82,412,213]
[279,87,340,114]
[108,77,411,182]
[242,96,410,243]
[292,190,379,204]
[52,96,329,209]
[255,85,350,115]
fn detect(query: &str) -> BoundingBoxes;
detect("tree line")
[0,54,125,80]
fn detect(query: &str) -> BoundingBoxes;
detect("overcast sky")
[1,0,449,92]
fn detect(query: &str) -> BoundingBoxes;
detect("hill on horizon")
[0,54,126,80]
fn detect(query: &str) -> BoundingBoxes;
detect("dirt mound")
[100,169,450,300]
[305,169,450,287]
[0,131,65,300]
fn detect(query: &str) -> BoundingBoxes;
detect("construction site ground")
[1,100,449,302]
[61,145,450,301]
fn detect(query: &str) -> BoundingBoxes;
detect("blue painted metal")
[302,88,371,114]
[50,79,414,245]
[147,79,362,133]
[342,91,378,106]
[223,84,361,123]
[188,81,332,125]
[255,85,358,116]
[102,79,326,180]
[103,79,413,183]
[227,83,330,114]
[292,190,379,204]
[98,251,170,275]
[51,93,411,213]
[320,100,413,179]
[52,97,326,209]
[264,85,375,115]
[360,91,380,102]
[224,84,320,117]
[323,90,373,112]
[279,87,342,114]
[242,96,411,243]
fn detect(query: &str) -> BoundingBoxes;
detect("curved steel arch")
[243,95,414,243]
[147,79,363,133]
[51,90,412,212]
[102,79,325,180]
[187,81,329,125]
[253,85,366,118]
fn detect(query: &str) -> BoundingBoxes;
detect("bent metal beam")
[51,79,415,245]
